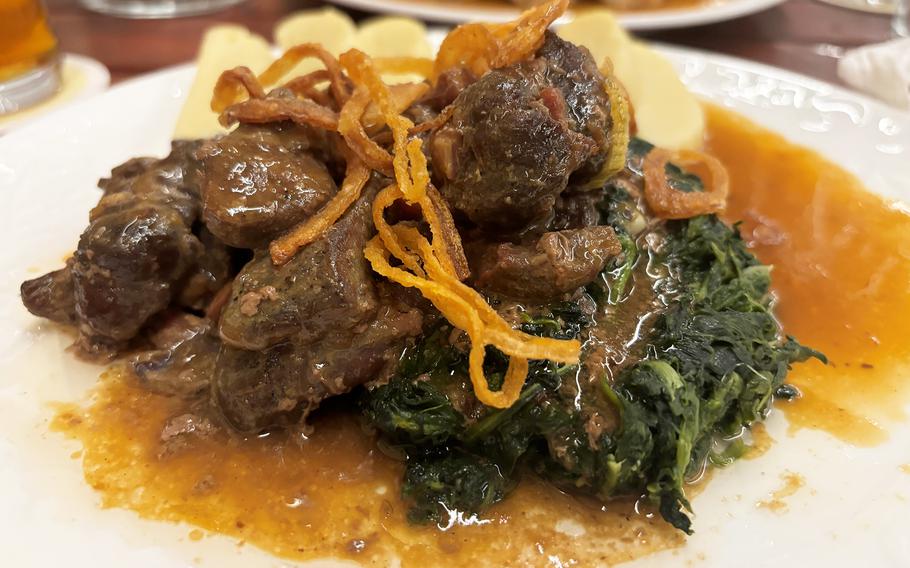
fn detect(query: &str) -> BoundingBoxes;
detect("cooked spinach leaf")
[402,450,511,524]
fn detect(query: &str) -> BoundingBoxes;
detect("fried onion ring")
[211,66,266,113]
[282,69,333,105]
[259,43,351,104]
[410,102,456,134]
[642,148,730,219]
[583,74,632,190]
[362,82,430,133]
[338,87,395,175]
[492,0,568,68]
[365,230,578,409]
[432,0,568,80]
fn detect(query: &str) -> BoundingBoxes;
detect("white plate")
[1,48,909,568]
[328,0,787,30]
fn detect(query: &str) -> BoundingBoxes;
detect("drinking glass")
[0,0,61,115]
[78,0,246,18]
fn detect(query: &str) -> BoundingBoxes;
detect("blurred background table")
[47,0,893,85]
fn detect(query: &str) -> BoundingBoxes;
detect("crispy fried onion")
[211,44,351,129]
[338,82,431,175]
[211,66,266,112]
[339,48,469,279]
[219,97,339,130]
[409,102,456,134]
[283,69,333,105]
[340,47,579,409]
[433,0,568,80]
[362,82,429,132]
[338,87,394,175]
[642,148,730,219]
[258,43,351,104]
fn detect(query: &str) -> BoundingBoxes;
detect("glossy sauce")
[52,370,684,567]
[52,105,910,565]
[705,105,910,446]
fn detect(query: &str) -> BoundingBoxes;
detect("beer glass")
[0,0,61,115]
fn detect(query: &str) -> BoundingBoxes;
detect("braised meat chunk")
[93,140,203,224]
[72,206,203,356]
[536,32,612,183]
[550,191,602,231]
[422,67,477,111]
[176,227,233,311]
[305,300,424,395]
[211,342,309,432]
[469,226,621,302]
[21,142,230,358]
[199,123,338,249]
[218,184,379,351]
[131,313,219,397]
[20,263,77,326]
[213,298,423,432]
[431,32,611,231]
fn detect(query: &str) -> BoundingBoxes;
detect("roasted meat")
[131,313,219,397]
[431,32,611,231]
[199,123,338,249]
[218,181,380,351]
[71,205,203,356]
[213,291,423,432]
[21,142,231,358]
[20,263,77,326]
[469,226,621,302]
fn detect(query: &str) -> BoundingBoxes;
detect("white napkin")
[837,38,910,110]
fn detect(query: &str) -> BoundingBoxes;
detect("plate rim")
[655,42,907,113]
[325,0,787,30]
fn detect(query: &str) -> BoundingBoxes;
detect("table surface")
[48,0,893,86]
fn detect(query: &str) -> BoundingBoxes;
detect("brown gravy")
[52,370,684,567]
[705,105,910,446]
[51,104,910,565]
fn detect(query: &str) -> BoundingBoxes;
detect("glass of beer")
[0,0,61,115]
